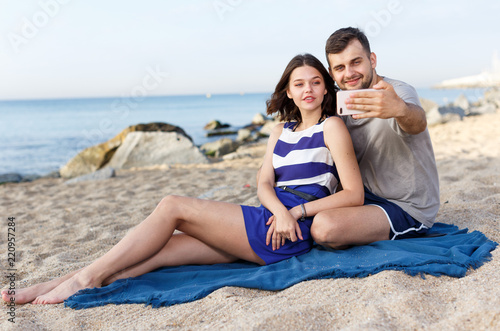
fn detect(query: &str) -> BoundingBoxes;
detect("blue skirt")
[241,185,328,265]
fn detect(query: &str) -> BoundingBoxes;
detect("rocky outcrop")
[453,94,470,114]
[0,172,54,184]
[204,120,237,137]
[200,138,240,158]
[484,88,500,108]
[469,89,499,115]
[259,118,281,136]
[198,113,279,158]
[421,88,499,126]
[236,128,253,142]
[470,103,497,116]
[0,173,23,184]
[420,98,442,126]
[204,120,230,131]
[107,132,208,169]
[60,123,191,178]
[251,113,267,126]
[206,129,238,137]
[213,113,281,155]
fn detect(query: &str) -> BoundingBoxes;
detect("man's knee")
[311,212,347,249]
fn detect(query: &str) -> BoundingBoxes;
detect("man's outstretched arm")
[347,80,427,134]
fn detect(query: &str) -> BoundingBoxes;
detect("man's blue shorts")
[364,187,429,240]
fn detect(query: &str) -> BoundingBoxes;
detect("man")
[310,27,440,249]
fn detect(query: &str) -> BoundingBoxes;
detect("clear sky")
[1,0,499,100]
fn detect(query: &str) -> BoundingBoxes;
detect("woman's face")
[287,65,327,113]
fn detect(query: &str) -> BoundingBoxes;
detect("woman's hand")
[265,207,303,250]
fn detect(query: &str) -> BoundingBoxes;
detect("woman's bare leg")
[1,233,236,304]
[103,233,238,285]
[32,195,262,304]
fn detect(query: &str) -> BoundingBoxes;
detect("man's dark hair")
[325,27,371,63]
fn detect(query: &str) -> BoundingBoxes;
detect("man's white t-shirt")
[342,77,440,227]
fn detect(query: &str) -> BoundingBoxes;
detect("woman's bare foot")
[1,270,79,304]
[2,282,53,304]
[32,272,100,304]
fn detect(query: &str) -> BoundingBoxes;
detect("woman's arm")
[258,123,304,247]
[257,123,286,217]
[288,117,364,220]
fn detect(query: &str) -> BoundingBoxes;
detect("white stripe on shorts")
[369,204,429,240]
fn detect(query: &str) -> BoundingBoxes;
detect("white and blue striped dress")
[273,120,339,196]
[241,118,339,265]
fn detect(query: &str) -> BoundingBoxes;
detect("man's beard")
[343,70,374,90]
[360,71,374,89]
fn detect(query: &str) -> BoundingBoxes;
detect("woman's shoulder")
[324,116,346,130]
[268,122,286,139]
[272,122,286,131]
[323,116,351,145]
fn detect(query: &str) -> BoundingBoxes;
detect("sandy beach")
[1,111,499,330]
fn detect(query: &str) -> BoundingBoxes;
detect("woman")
[2,54,363,305]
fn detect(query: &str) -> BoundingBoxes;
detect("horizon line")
[0,86,491,103]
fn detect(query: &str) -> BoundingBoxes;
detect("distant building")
[434,52,500,89]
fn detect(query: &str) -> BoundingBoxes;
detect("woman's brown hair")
[266,53,338,124]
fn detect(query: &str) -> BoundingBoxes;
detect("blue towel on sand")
[64,223,497,309]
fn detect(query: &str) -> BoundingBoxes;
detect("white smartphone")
[336,89,377,116]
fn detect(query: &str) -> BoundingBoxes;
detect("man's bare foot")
[32,272,100,304]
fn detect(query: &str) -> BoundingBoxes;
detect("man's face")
[327,39,376,90]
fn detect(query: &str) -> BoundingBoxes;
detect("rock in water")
[259,118,281,136]
[438,106,465,120]
[0,173,22,184]
[484,88,500,108]
[200,138,240,158]
[60,123,191,178]
[203,120,230,130]
[251,113,267,125]
[470,103,497,115]
[420,98,443,126]
[107,132,208,169]
[236,128,253,142]
[453,94,470,114]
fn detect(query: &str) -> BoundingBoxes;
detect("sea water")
[0,93,269,176]
[0,88,487,176]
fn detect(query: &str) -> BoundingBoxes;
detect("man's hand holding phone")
[336,80,407,119]
[337,88,377,116]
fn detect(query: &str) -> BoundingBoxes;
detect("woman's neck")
[296,111,322,131]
